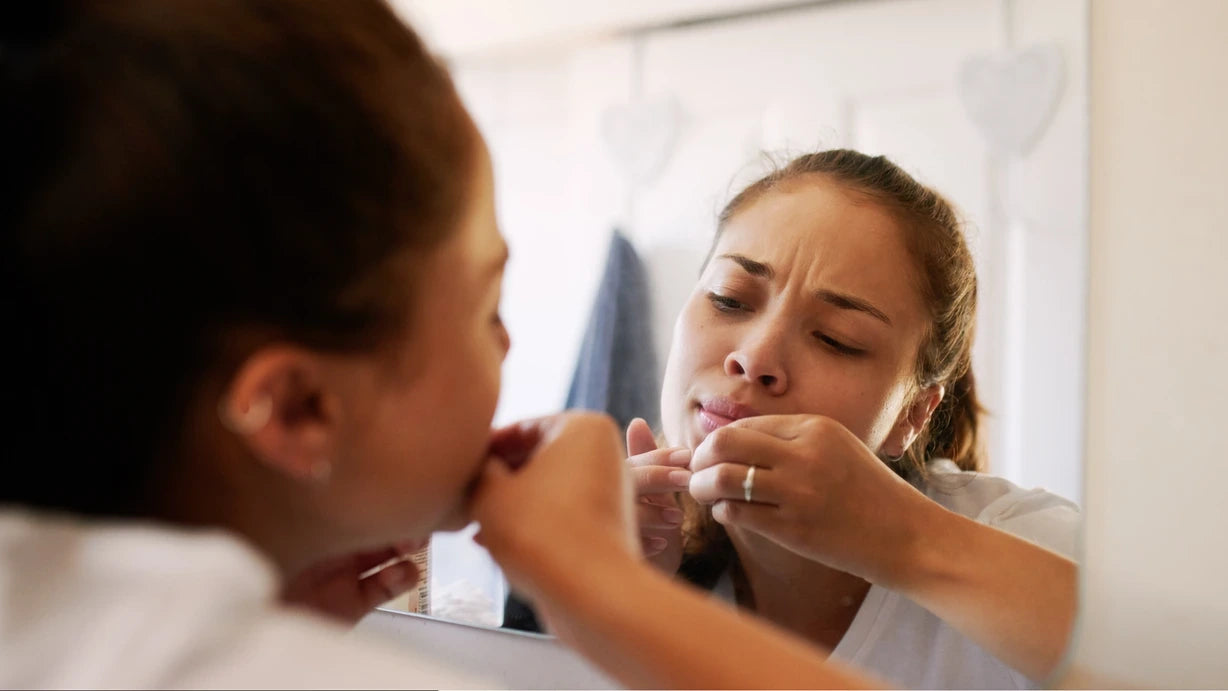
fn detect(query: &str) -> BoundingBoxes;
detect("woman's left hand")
[688,414,937,586]
[282,540,426,625]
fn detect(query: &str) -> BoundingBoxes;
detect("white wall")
[1066,0,1228,687]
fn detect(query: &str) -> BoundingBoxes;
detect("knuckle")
[716,464,744,493]
[708,426,735,456]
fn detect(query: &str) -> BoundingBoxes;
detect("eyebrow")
[816,289,892,326]
[718,253,774,279]
[718,252,892,326]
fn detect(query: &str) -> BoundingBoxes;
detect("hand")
[281,540,425,625]
[469,412,638,606]
[688,414,936,586]
[625,417,690,573]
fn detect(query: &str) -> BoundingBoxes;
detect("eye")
[706,292,748,313]
[813,332,864,356]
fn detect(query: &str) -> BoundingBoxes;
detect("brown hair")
[679,149,983,590]
[1,1,477,517]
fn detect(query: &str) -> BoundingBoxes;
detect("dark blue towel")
[564,230,660,431]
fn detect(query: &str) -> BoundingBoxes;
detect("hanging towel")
[563,230,661,430]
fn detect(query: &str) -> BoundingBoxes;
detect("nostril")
[758,374,776,387]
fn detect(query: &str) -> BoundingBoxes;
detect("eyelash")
[814,332,864,356]
[708,292,865,357]
[706,292,747,313]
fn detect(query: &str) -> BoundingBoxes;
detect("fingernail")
[668,448,692,466]
[668,470,692,488]
[662,507,684,525]
[646,536,667,550]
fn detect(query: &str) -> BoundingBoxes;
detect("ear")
[218,346,344,483]
[882,384,945,459]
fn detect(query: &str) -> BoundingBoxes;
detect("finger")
[636,501,685,529]
[689,463,779,506]
[487,420,545,470]
[626,446,691,469]
[626,417,658,456]
[691,425,789,473]
[630,464,693,495]
[723,414,813,440]
[357,558,421,611]
[711,498,782,535]
[641,535,668,557]
[469,456,515,514]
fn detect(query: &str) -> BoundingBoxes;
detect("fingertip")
[667,448,692,467]
[626,418,659,456]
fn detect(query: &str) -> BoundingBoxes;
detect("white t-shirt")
[0,510,496,689]
[714,460,1081,690]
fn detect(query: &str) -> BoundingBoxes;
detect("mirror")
[385,0,1088,664]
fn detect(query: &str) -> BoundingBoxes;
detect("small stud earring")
[218,395,272,435]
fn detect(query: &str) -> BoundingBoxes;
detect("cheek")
[661,300,714,440]
[793,363,902,446]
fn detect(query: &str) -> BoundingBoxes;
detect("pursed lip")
[696,396,760,433]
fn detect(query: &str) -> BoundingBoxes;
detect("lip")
[696,396,760,434]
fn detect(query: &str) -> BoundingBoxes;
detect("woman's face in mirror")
[660,179,932,454]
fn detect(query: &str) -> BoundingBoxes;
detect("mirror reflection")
[395,0,1087,687]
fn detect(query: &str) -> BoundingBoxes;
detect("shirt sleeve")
[977,487,1081,560]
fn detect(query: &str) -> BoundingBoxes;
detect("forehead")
[719,180,898,260]
[714,180,926,321]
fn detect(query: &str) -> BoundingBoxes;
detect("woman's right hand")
[468,412,640,608]
[625,417,690,575]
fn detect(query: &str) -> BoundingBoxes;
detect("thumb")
[626,417,658,456]
[470,456,515,512]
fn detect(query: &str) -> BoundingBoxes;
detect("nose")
[724,326,788,395]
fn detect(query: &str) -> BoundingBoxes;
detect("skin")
[633,177,1077,680]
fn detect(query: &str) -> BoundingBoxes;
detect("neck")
[159,457,331,579]
[156,406,344,580]
[729,526,871,651]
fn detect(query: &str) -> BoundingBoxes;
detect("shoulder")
[920,460,1081,559]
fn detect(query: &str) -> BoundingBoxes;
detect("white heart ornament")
[958,44,1065,157]
[601,96,681,187]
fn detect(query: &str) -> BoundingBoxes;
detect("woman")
[629,150,1081,689]
[0,1,886,688]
